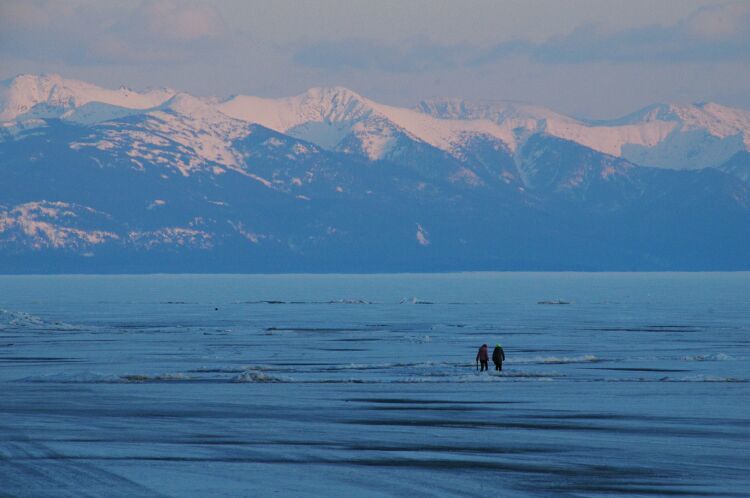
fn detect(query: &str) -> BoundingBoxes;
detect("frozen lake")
[1,273,749,496]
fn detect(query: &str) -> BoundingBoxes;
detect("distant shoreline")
[1,270,749,277]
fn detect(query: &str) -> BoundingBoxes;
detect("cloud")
[0,1,55,28]
[293,2,750,72]
[85,0,228,64]
[0,0,228,65]
[480,1,750,65]
[137,0,225,42]
[683,1,750,40]
[293,38,469,72]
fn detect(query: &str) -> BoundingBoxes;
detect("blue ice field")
[0,273,748,496]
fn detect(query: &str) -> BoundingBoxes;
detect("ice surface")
[0,273,748,496]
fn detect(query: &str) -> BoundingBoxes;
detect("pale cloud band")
[295,2,750,72]
[0,0,227,64]
[1,0,748,117]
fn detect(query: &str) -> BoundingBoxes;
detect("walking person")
[476,344,489,371]
[492,344,505,371]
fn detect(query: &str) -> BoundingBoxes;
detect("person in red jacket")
[492,344,505,371]
[476,344,489,371]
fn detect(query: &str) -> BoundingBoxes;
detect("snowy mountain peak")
[0,73,175,122]
[613,102,750,134]
[419,97,750,165]
[218,87,521,159]
[3,74,750,170]
[299,85,366,104]
[217,85,373,132]
[294,86,373,122]
[416,98,575,125]
[161,92,220,117]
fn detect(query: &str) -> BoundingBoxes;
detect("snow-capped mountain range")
[0,73,749,272]
[4,73,750,170]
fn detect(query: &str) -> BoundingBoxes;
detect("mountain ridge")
[4,74,750,171]
[1,74,749,272]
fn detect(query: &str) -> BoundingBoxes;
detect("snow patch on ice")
[232,371,289,383]
[401,334,433,343]
[681,353,736,361]
[400,297,434,305]
[665,375,746,383]
[0,309,76,331]
[399,373,555,383]
[121,373,190,382]
[147,199,166,210]
[17,371,121,383]
[416,224,430,246]
[508,355,599,365]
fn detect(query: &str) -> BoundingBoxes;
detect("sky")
[1,0,749,118]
